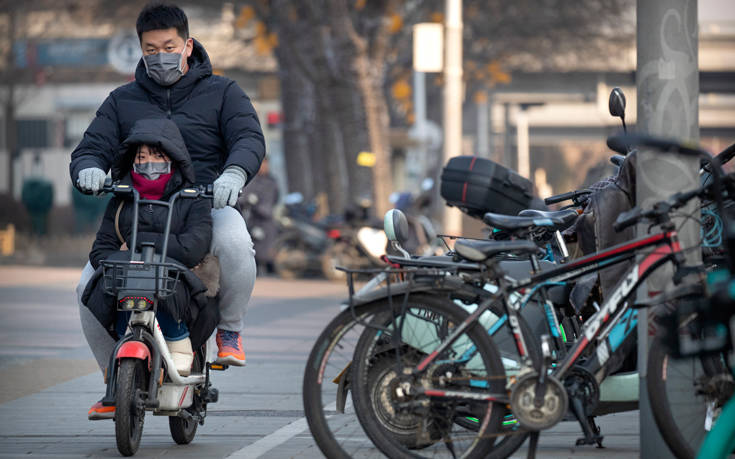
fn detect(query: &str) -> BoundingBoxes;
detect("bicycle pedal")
[209,363,229,371]
[203,387,219,403]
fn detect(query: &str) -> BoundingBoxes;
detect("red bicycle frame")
[416,229,683,383]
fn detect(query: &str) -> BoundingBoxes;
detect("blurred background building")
[0,0,733,239]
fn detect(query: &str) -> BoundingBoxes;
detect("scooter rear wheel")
[169,351,204,444]
[116,358,147,456]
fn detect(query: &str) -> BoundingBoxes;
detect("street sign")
[108,31,141,75]
[413,23,443,72]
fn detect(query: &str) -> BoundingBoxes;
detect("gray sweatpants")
[77,206,257,372]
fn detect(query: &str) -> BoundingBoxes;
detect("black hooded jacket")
[70,39,265,187]
[83,118,217,347]
[89,118,212,269]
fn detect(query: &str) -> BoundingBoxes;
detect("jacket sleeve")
[137,199,213,268]
[89,198,124,269]
[220,81,266,185]
[69,93,121,185]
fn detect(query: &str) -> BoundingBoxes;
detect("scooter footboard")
[157,383,194,411]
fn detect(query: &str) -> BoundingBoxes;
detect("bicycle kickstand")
[527,431,540,459]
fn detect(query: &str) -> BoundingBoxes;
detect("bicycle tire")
[302,299,395,458]
[350,294,506,459]
[647,335,731,459]
[485,307,541,458]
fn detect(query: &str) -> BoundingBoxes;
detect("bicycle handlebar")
[612,207,643,232]
[544,189,593,205]
[613,188,703,232]
[606,133,708,158]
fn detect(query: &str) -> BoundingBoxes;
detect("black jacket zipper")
[166,88,172,117]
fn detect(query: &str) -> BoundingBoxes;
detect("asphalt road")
[0,266,641,458]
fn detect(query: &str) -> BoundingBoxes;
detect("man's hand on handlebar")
[77,167,107,194]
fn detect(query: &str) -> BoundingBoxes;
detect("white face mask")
[142,46,187,86]
[133,161,171,180]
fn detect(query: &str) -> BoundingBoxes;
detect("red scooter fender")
[116,341,151,370]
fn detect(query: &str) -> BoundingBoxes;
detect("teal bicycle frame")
[696,318,735,459]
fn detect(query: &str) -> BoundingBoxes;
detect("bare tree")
[230,0,633,215]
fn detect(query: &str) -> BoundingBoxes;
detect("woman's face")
[136,145,170,164]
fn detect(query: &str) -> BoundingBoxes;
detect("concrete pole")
[516,106,530,178]
[636,0,699,456]
[476,90,489,158]
[443,0,463,236]
[413,70,427,184]
[503,102,512,168]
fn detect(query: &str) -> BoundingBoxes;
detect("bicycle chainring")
[563,366,600,417]
[510,372,568,430]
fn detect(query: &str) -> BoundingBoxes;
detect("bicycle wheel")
[647,335,734,459]
[433,295,544,458]
[303,299,399,458]
[350,294,506,459]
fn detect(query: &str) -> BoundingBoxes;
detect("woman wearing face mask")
[82,118,215,396]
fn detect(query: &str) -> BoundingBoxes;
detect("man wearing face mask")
[70,3,262,407]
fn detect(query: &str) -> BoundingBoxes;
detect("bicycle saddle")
[455,239,539,262]
[517,208,579,231]
[483,209,577,232]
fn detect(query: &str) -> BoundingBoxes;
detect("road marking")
[226,402,336,458]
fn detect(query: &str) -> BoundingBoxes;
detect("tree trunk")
[332,77,373,204]
[327,0,394,217]
[275,43,315,199]
[354,51,392,217]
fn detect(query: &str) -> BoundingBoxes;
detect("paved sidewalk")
[0,267,642,458]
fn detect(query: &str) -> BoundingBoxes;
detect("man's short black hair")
[136,3,189,42]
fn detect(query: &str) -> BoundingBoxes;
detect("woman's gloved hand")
[213,166,246,209]
[77,167,107,193]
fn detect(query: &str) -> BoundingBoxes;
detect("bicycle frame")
[414,228,683,394]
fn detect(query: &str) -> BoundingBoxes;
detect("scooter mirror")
[383,209,410,244]
[609,87,626,119]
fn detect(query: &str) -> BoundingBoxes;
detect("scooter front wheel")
[116,358,147,456]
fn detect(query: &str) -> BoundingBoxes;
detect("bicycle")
[347,134,731,459]
[303,208,582,458]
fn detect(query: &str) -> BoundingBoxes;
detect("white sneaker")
[166,338,194,376]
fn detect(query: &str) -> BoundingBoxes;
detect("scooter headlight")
[118,296,153,311]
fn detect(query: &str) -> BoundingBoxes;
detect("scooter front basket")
[101,260,184,300]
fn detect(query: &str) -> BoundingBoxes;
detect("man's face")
[140,28,193,73]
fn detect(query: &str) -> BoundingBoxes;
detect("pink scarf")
[130,171,173,200]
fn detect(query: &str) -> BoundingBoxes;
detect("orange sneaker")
[216,329,246,366]
[88,400,115,420]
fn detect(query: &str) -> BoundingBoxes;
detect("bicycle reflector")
[118,296,153,311]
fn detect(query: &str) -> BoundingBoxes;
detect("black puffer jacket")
[83,118,217,347]
[89,118,212,269]
[70,39,265,187]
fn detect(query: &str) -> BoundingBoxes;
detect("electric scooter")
[95,179,221,456]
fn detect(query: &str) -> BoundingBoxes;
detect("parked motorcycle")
[321,199,387,281]
[272,193,337,279]
[94,180,220,456]
[321,185,444,281]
